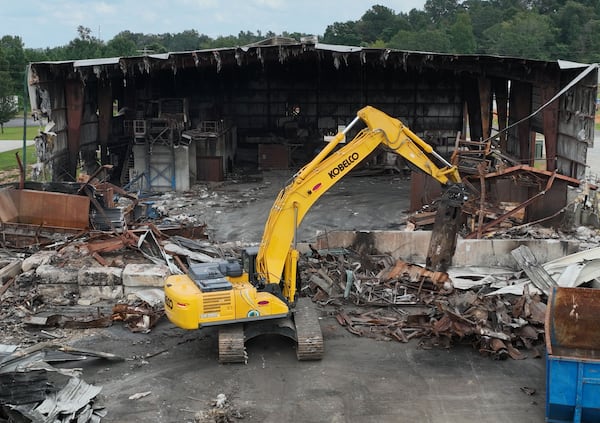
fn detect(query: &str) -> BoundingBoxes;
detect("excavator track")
[218,299,323,363]
[218,324,247,364]
[293,297,324,360]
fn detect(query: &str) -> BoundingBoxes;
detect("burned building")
[26,37,597,226]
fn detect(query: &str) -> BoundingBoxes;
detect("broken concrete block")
[22,251,55,272]
[36,264,79,284]
[37,283,79,304]
[122,264,170,287]
[123,286,164,306]
[78,266,123,286]
[0,259,22,283]
[79,284,124,300]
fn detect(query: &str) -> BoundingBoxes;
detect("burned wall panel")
[556,70,597,180]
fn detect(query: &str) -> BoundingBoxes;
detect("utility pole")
[22,64,28,174]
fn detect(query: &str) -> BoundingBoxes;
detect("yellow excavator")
[164,105,466,363]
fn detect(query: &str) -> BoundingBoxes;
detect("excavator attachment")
[426,184,468,272]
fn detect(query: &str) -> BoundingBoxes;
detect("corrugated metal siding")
[557,70,598,180]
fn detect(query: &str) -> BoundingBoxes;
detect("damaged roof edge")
[28,39,593,72]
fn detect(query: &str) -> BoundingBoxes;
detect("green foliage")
[482,11,557,59]
[0,36,26,93]
[449,12,477,53]
[322,21,363,45]
[425,0,460,24]
[0,63,18,129]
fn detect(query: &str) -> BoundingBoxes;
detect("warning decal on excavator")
[328,152,359,179]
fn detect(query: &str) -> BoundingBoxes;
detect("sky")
[4,0,427,49]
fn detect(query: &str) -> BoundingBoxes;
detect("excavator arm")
[256,106,466,302]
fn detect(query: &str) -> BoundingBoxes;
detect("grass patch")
[0,146,37,172]
[0,126,39,141]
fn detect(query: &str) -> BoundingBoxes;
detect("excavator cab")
[241,246,259,286]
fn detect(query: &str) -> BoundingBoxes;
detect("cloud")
[5,0,427,48]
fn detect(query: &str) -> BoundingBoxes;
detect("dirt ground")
[22,169,548,423]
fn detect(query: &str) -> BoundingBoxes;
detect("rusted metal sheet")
[197,156,224,181]
[97,81,112,165]
[510,80,533,163]
[541,83,559,172]
[546,286,600,356]
[466,171,558,238]
[0,189,89,229]
[65,79,85,180]
[258,144,289,170]
[409,171,442,212]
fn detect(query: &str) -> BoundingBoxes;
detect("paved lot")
[67,314,546,423]
[0,140,35,152]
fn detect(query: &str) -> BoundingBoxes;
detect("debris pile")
[300,248,548,359]
[193,393,244,423]
[0,342,117,422]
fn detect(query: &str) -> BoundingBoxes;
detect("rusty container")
[545,286,600,422]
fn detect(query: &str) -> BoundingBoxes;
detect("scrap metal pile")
[299,248,546,360]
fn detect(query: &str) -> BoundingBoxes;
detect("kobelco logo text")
[328,152,359,178]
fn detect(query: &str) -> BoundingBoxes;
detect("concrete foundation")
[314,230,578,270]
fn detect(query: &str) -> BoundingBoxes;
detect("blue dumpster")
[546,287,600,423]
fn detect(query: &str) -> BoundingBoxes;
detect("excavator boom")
[256,106,465,300]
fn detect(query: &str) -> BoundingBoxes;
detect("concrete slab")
[36,264,79,284]
[78,266,123,286]
[37,283,78,303]
[122,263,170,287]
[79,284,123,300]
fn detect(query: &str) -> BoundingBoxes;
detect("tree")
[482,11,557,59]
[105,32,137,57]
[0,71,18,133]
[0,36,26,93]
[322,21,363,45]
[424,0,459,24]
[572,18,600,63]
[357,5,400,43]
[63,26,105,59]
[388,28,451,52]
[553,1,594,46]
[169,30,204,51]
[449,12,477,53]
